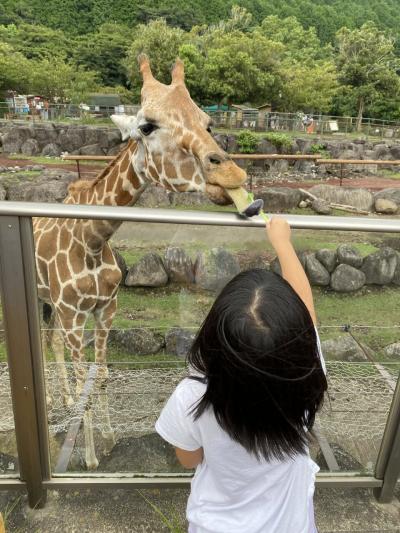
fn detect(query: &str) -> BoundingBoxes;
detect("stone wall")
[1,121,400,166]
[0,121,125,157]
[115,243,400,296]
[110,244,400,358]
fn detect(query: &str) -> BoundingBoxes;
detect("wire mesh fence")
[1,349,399,472]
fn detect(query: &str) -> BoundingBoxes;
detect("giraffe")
[34,55,248,469]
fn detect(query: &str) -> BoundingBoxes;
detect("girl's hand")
[266,216,292,252]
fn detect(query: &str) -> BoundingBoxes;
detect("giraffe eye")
[139,123,158,136]
[207,126,212,133]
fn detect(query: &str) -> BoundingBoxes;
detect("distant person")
[156,217,327,533]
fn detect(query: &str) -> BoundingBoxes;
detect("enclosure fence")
[1,102,400,139]
[0,202,399,509]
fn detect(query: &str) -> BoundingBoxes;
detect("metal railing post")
[0,215,50,508]
[374,373,400,502]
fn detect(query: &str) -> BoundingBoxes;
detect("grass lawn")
[0,283,398,364]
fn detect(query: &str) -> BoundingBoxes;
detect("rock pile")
[273,244,400,291]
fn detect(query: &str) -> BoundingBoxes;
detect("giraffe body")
[34,56,248,469]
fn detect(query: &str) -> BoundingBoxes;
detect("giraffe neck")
[67,140,147,251]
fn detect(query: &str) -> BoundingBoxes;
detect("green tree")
[124,19,186,98]
[278,60,338,112]
[0,23,70,59]
[201,31,282,104]
[72,23,130,86]
[30,59,99,102]
[335,22,400,129]
[0,41,32,94]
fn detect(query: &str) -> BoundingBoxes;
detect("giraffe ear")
[111,115,138,141]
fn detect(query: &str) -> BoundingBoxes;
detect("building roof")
[88,93,121,106]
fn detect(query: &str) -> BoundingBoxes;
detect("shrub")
[237,130,259,153]
[310,143,331,159]
[264,132,292,152]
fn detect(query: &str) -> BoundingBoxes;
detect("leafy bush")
[264,132,292,152]
[310,143,326,154]
[237,130,259,153]
[310,143,331,158]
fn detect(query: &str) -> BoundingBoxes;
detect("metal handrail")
[1,202,400,233]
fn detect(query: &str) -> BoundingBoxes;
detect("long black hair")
[188,269,327,461]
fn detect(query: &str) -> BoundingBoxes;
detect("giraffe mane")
[67,140,135,197]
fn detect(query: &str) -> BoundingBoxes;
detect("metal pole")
[0,216,50,508]
[1,202,400,233]
[374,373,400,502]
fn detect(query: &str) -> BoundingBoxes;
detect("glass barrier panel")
[35,218,400,476]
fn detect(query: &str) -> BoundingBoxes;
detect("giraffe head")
[111,55,247,205]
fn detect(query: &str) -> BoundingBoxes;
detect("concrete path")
[1,485,399,532]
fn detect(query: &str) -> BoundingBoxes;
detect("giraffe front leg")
[58,313,99,471]
[50,316,74,407]
[94,298,117,455]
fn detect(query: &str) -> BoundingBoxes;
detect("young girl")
[155,217,328,533]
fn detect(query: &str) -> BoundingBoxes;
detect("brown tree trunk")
[356,96,364,132]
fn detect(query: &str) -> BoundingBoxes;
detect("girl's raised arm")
[266,217,317,324]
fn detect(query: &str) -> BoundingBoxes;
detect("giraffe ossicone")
[35,55,258,470]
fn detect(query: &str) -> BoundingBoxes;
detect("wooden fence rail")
[62,154,400,187]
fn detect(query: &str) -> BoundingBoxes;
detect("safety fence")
[1,103,400,139]
[0,202,399,509]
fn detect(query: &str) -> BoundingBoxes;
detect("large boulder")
[257,139,276,155]
[213,134,229,151]
[112,248,127,285]
[336,244,363,268]
[361,247,398,285]
[321,335,367,362]
[269,256,282,276]
[6,169,76,202]
[84,127,109,149]
[165,327,195,358]
[32,123,59,146]
[372,143,390,159]
[41,143,62,157]
[112,328,164,355]
[389,144,400,159]
[136,185,171,208]
[106,129,122,148]
[330,264,366,292]
[2,127,32,153]
[21,138,40,156]
[256,187,302,212]
[295,138,312,153]
[311,198,331,215]
[80,143,105,156]
[58,127,85,152]
[308,185,374,212]
[125,253,168,287]
[305,254,330,286]
[195,248,240,291]
[393,252,400,286]
[315,249,337,273]
[374,198,398,214]
[374,188,400,209]
[164,247,194,283]
[383,342,400,358]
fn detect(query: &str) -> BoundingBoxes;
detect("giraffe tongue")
[225,187,264,218]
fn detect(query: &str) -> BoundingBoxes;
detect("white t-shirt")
[155,334,325,533]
